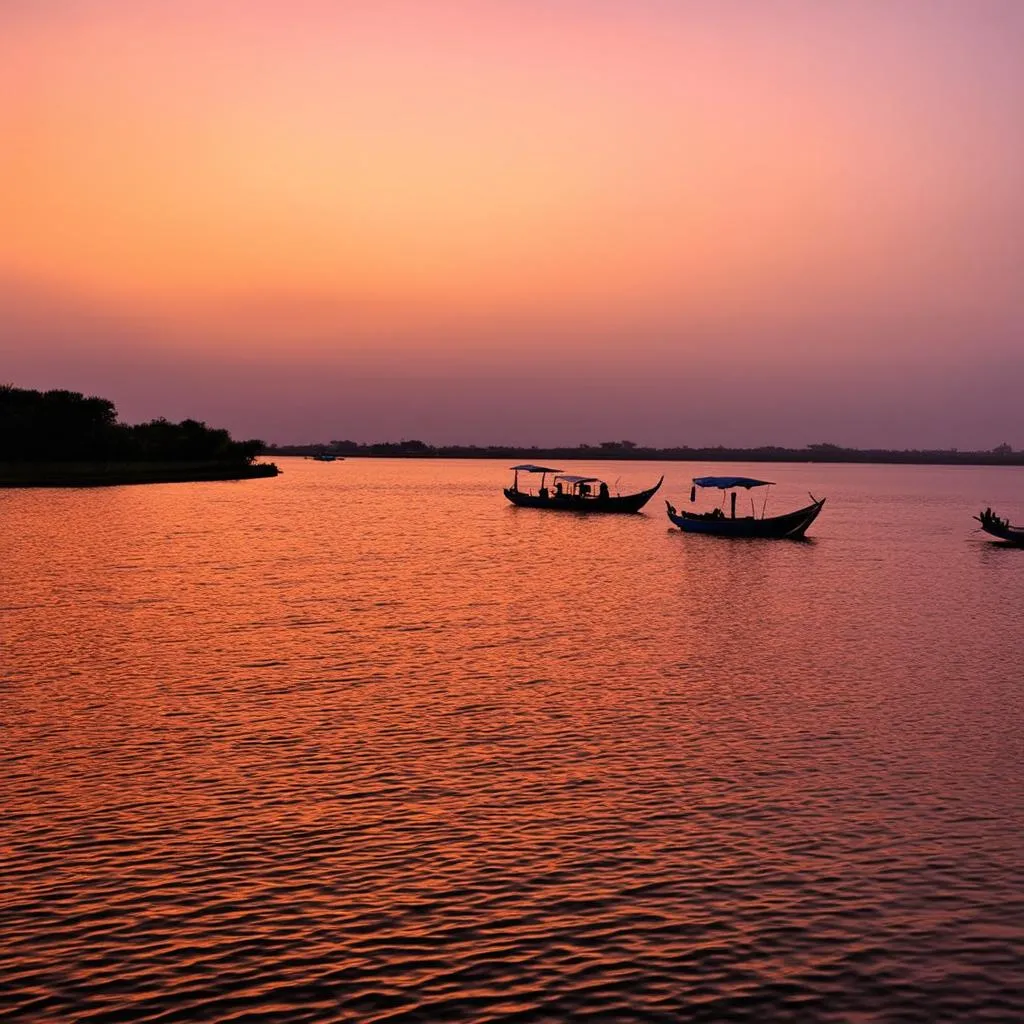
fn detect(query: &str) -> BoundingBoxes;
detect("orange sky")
[2,1,1023,446]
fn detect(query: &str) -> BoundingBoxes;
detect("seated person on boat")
[666,475,825,539]
[554,474,604,500]
[505,465,663,513]
[508,464,562,496]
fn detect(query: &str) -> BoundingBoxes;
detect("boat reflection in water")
[666,475,825,539]
[504,464,663,513]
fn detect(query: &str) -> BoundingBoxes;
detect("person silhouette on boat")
[599,481,609,500]
[555,481,564,497]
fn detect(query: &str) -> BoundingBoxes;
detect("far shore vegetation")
[4,383,1019,485]
[1,385,278,487]
[270,438,1023,466]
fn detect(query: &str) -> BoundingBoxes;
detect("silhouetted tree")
[0,386,265,463]
[1,385,118,461]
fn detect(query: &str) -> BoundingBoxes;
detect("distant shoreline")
[0,460,280,488]
[269,442,1024,467]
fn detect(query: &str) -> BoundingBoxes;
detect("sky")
[2,0,1022,448]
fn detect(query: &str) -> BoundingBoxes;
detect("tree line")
[1,386,265,464]
[267,437,1024,466]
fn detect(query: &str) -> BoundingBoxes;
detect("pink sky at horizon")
[2,1,1023,447]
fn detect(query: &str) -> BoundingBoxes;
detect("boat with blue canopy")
[505,464,663,513]
[666,476,825,538]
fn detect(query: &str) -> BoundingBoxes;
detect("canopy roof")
[510,464,562,473]
[557,475,602,484]
[694,476,774,489]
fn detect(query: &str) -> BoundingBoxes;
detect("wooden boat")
[504,464,663,513]
[666,476,825,539]
[975,508,1024,545]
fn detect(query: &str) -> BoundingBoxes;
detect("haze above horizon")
[3,1,1022,450]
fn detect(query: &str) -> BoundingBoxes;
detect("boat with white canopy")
[504,465,663,513]
[666,476,825,538]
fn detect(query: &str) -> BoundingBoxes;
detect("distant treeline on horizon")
[269,438,1024,466]
[1,385,265,464]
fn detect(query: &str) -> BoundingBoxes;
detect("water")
[3,459,1023,1022]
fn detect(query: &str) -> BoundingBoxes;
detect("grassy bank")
[0,460,280,488]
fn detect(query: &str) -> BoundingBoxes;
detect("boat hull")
[666,497,825,539]
[976,517,1024,545]
[504,477,663,514]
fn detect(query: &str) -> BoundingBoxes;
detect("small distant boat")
[666,476,825,539]
[975,508,1024,545]
[310,453,341,462]
[504,464,663,513]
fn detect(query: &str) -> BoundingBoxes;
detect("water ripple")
[3,460,1024,1021]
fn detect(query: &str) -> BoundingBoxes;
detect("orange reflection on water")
[3,460,1024,1020]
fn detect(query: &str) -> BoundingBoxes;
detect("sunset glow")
[3,1,1023,446]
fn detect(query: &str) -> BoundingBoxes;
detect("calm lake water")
[3,458,1024,1022]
